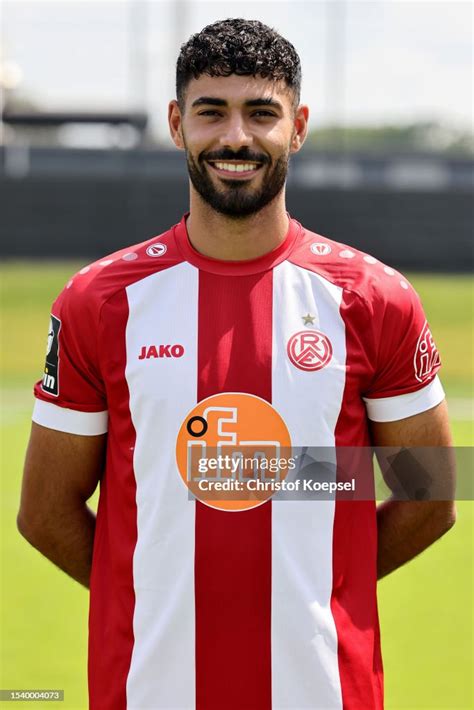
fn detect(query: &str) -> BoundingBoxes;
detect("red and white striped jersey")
[33,216,443,710]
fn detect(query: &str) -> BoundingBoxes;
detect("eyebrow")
[191,96,283,110]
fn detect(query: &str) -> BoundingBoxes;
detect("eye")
[251,110,277,118]
[198,110,222,117]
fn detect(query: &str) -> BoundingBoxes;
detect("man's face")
[169,74,307,218]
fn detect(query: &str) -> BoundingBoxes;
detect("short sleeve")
[33,278,108,435]
[362,275,444,422]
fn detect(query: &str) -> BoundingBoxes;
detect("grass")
[1,263,472,709]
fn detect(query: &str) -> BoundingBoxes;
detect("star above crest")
[302,313,316,326]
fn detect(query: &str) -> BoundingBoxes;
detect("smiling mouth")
[206,161,264,178]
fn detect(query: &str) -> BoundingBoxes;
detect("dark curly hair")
[176,18,302,110]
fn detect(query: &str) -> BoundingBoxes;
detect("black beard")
[184,145,290,219]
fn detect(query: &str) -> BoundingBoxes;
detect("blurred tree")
[306,122,474,156]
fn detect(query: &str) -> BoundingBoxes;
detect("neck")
[185,187,290,261]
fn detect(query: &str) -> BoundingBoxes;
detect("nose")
[218,113,252,151]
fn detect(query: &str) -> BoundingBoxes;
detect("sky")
[1,0,472,145]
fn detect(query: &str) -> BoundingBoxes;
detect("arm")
[372,399,456,580]
[17,422,106,588]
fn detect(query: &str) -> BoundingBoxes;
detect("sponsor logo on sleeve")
[41,315,61,396]
[414,321,441,382]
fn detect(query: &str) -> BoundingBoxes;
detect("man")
[18,18,455,710]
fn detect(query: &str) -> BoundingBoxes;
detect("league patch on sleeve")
[414,321,441,383]
[41,315,61,396]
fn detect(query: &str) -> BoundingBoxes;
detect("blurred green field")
[1,263,473,710]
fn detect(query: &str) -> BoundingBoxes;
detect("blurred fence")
[0,147,472,271]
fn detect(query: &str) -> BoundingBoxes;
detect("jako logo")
[310,242,332,256]
[139,344,184,359]
[146,243,167,258]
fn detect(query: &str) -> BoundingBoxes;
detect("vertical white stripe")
[271,261,345,709]
[125,262,198,710]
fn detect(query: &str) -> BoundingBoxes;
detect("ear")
[290,104,309,154]
[168,100,185,150]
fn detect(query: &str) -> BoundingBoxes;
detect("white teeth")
[213,162,259,172]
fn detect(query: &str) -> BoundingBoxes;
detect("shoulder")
[54,223,184,315]
[289,222,420,317]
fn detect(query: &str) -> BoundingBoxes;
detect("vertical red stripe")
[88,290,137,710]
[195,271,273,710]
[332,289,384,709]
